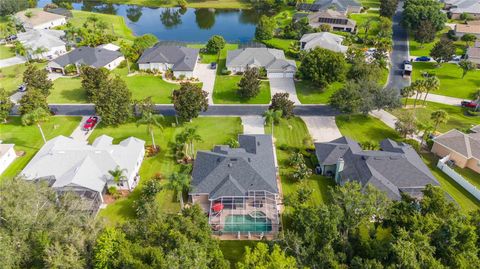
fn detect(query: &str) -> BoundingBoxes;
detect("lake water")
[37,0,261,42]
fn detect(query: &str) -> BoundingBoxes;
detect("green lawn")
[296,80,343,104]
[0,62,46,95]
[189,43,239,66]
[89,116,243,224]
[0,45,14,59]
[351,10,382,37]
[359,0,380,8]
[213,76,271,104]
[0,117,81,180]
[66,10,135,42]
[220,240,258,268]
[48,77,86,104]
[262,38,296,52]
[409,28,465,57]
[266,117,334,207]
[335,114,480,212]
[390,101,480,133]
[412,62,480,99]
[454,166,480,190]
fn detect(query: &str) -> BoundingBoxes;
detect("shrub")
[64,64,77,74]
[118,60,127,69]
[108,186,118,196]
[178,74,186,81]
[221,68,231,75]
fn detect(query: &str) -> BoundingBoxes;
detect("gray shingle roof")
[315,137,439,200]
[51,46,123,68]
[433,129,480,160]
[297,0,361,12]
[226,48,296,73]
[190,135,278,200]
[137,44,199,71]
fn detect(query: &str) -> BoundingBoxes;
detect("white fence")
[437,155,480,201]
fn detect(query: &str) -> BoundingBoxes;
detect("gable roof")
[45,8,73,18]
[21,135,145,193]
[315,137,439,200]
[190,135,278,199]
[226,48,297,72]
[51,46,123,68]
[300,32,348,53]
[433,129,480,161]
[447,0,480,14]
[137,44,199,71]
[16,10,66,28]
[455,22,480,35]
[17,29,66,51]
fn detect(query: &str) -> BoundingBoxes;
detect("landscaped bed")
[412,62,480,99]
[0,116,81,180]
[88,116,243,224]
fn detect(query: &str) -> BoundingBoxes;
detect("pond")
[37,0,262,42]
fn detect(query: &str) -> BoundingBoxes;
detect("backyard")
[412,62,480,99]
[0,116,81,180]
[390,100,480,133]
[409,28,465,57]
[89,116,243,224]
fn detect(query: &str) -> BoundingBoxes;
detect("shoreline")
[98,0,252,9]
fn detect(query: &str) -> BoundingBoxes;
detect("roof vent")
[257,141,260,146]
[248,157,251,162]
[228,163,233,168]
[230,158,238,161]
[361,156,367,160]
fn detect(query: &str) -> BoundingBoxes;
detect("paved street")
[0,56,26,68]
[301,116,342,142]
[268,78,300,104]
[387,1,410,91]
[193,63,216,105]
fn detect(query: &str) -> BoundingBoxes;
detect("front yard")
[412,62,480,99]
[390,101,480,133]
[213,76,271,104]
[0,62,46,95]
[89,116,243,224]
[409,28,465,57]
[0,116,80,180]
[48,77,86,103]
[296,80,343,104]
[0,45,14,59]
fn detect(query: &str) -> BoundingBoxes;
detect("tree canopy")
[402,0,447,36]
[255,15,276,40]
[172,82,209,122]
[93,75,132,126]
[299,48,347,88]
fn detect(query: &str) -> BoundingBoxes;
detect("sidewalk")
[370,109,422,142]
[0,56,26,68]
[417,92,464,106]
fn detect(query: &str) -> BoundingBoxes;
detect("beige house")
[466,41,480,66]
[455,21,480,38]
[16,10,67,30]
[431,126,480,174]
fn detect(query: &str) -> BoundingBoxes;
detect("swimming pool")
[223,214,272,232]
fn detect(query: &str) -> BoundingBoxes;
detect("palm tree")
[21,107,51,144]
[166,172,190,209]
[263,109,282,136]
[136,112,164,150]
[14,41,29,62]
[33,47,48,59]
[411,80,426,108]
[120,41,134,74]
[417,121,433,148]
[181,127,202,159]
[400,86,415,107]
[108,166,129,190]
[431,110,449,133]
[422,76,440,105]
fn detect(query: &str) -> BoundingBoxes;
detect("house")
[300,32,348,53]
[455,21,480,38]
[21,135,145,213]
[305,10,357,33]
[445,0,480,19]
[45,7,73,18]
[0,142,16,176]
[466,41,480,66]
[297,0,362,14]
[47,46,125,74]
[431,126,480,174]
[226,48,297,78]
[17,29,67,60]
[15,10,67,30]
[190,134,280,235]
[315,137,439,200]
[137,44,199,78]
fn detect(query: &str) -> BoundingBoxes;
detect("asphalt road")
[12,104,339,117]
[387,1,411,91]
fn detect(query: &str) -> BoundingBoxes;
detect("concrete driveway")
[10,92,25,104]
[268,78,300,105]
[417,93,464,106]
[241,116,265,134]
[70,116,99,142]
[193,63,216,105]
[0,56,26,68]
[301,116,342,142]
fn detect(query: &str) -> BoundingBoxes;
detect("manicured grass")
[409,28,465,57]
[220,240,258,268]
[67,10,135,42]
[390,101,480,133]
[89,116,243,224]
[296,80,343,104]
[189,43,239,65]
[421,153,480,212]
[454,166,480,190]
[266,117,334,207]
[359,0,380,8]
[262,38,296,52]
[412,62,480,99]
[213,76,271,104]
[0,62,47,95]
[0,45,14,59]
[48,77,86,104]
[351,10,382,37]
[100,0,250,9]
[336,114,401,143]
[113,67,181,104]
[0,117,81,180]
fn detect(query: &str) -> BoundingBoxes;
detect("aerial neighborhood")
[1,0,480,267]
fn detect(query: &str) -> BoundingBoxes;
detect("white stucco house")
[0,142,16,176]
[47,46,125,74]
[17,29,67,60]
[15,10,67,30]
[137,44,200,78]
[21,135,145,213]
[226,48,297,78]
[300,32,348,53]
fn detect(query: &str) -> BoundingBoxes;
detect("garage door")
[268,72,294,78]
